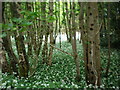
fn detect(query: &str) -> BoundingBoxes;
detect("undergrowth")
[1,41,120,89]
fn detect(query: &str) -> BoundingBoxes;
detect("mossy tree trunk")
[10,2,29,78]
[0,3,11,73]
[2,2,18,75]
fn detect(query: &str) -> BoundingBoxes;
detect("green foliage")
[100,2,120,49]
[1,18,33,33]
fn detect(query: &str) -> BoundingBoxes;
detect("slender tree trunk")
[71,2,80,81]
[36,3,43,56]
[41,2,48,64]
[63,3,69,43]
[69,2,72,44]
[65,2,72,43]
[48,2,54,66]
[79,2,89,83]
[58,3,61,48]
[26,2,33,56]
[65,2,70,42]
[42,34,49,64]
[105,3,111,77]
[54,2,58,44]
[0,2,11,74]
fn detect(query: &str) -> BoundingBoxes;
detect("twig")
[95,20,103,35]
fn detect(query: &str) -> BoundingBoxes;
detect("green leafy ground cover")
[1,41,120,89]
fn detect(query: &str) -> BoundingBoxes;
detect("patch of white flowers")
[71,82,79,88]
[100,84,105,88]
[20,84,24,87]
[41,83,49,87]
[36,81,41,85]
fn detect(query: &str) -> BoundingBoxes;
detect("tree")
[81,2,101,86]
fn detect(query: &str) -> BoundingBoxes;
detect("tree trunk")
[71,2,80,82]
[10,2,29,77]
[2,2,18,75]
[0,39,11,74]
[105,3,111,78]
[81,2,101,86]
[48,2,54,66]
[0,3,11,73]
[26,2,33,56]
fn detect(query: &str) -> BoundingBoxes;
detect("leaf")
[21,22,33,26]
[54,11,59,14]
[13,28,17,31]
[20,10,26,14]
[62,19,66,24]
[85,41,91,45]
[19,27,26,33]
[12,18,23,23]
[62,12,66,16]
[47,16,56,23]
[0,33,7,38]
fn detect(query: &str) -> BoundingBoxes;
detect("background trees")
[1,1,120,88]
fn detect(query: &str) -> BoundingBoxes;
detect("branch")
[42,40,74,57]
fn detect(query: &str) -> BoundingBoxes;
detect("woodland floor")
[1,41,120,89]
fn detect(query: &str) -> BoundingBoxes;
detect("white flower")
[26,87,30,89]
[74,84,78,88]
[2,82,6,86]
[21,84,24,86]
[61,80,65,84]
[7,81,10,83]
[7,86,11,89]
[88,84,92,87]
[33,85,36,88]
[61,85,63,87]
[112,86,115,88]
[13,80,17,83]
[71,82,74,86]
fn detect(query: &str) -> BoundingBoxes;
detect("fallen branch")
[42,40,74,57]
